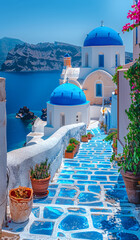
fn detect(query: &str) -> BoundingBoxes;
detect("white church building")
[44,83,90,137]
[60,25,125,105]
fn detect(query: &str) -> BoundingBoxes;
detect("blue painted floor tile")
[43,207,63,219]
[58,215,89,231]
[58,188,77,198]
[71,231,103,240]
[30,221,54,235]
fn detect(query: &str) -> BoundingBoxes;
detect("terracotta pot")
[69,144,77,155]
[65,150,75,159]
[121,170,140,204]
[30,175,51,197]
[9,187,33,223]
[115,89,118,95]
[81,136,88,142]
[87,134,92,140]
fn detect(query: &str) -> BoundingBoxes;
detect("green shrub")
[104,130,117,143]
[66,144,75,152]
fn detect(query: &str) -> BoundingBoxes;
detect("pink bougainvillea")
[122,0,140,32]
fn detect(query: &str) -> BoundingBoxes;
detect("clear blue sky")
[0,0,133,52]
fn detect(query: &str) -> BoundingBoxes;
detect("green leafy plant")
[66,144,75,153]
[30,159,50,179]
[104,130,117,143]
[87,132,92,135]
[116,58,140,174]
[113,140,117,149]
[81,135,88,138]
[69,138,80,145]
[112,66,123,85]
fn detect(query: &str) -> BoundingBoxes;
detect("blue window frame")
[96,83,102,97]
[115,54,118,67]
[99,55,104,67]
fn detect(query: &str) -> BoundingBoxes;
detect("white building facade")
[60,25,125,107]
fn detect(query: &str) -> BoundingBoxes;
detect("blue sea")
[0,72,60,152]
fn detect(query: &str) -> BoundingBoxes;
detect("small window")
[99,54,104,67]
[60,113,65,127]
[96,83,102,97]
[49,111,52,125]
[115,54,120,67]
[85,53,88,67]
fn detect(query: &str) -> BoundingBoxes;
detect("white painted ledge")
[7,123,86,190]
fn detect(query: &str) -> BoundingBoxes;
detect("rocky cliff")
[1,40,133,72]
[0,37,24,68]
[1,42,81,72]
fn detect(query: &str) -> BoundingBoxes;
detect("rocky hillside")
[1,40,133,72]
[0,37,24,67]
[1,42,81,72]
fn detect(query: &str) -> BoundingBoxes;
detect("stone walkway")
[5,124,140,240]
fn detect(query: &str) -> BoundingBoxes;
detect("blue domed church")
[60,25,125,110]
[44,83,90,137]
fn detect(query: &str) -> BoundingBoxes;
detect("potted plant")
[87,132,92,140]
[115,59,140,204]
[30,159,51,198]
[104,129,117,143]
[81,135,88,142]
[65,144,75,159]
[69,138,80,153]
[9,186,33,223]
[99,121,104,130]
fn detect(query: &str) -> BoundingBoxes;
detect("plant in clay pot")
[87,132,92,139]
[65,144,75,159]
[69,138,80,153]
[9,186,33,223]
[30,159,51,198]
[81,135,88,142]
[104,129,117,143]
[115,58,140,204]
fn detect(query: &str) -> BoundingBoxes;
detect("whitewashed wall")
[82,45,125,75]
[117,69,131,153]
[45,102,90,137]
[0,78,7,230]
[7,123,86,190]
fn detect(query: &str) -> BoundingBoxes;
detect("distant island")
[0,37,133,72]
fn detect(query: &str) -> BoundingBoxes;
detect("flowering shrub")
[117,58,140,174]
[122,1,140,32]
